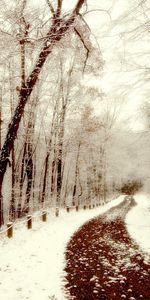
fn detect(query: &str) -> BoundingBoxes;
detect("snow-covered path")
[0,197,124,300]
[65,197,150,300]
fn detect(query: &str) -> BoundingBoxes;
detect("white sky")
[83,0,150,130]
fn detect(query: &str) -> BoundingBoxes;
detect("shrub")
[116,180,143,195]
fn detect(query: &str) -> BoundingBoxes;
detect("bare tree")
[0,0,90,225]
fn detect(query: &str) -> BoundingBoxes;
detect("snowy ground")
[126,193,150,254]
[0,194,149,300]
[0,196,124,300]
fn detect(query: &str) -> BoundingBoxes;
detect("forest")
[0,0,149,227]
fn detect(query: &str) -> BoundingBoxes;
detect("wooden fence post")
[27,215,32,229]
[7,222,13,238]
[42,211,47,222]
[66,206,70,213]
[76,205,79,212]
[55,207,59,217]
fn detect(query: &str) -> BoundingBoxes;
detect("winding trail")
[64,198,150,300]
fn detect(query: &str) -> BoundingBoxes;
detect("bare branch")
[79,15,102,55]
[73,0,86,15]
[46,0,55,16]
[57,0,63,16]
[53,0,63,19]
[22,0,27,12]
[83,9,112,21]
[74,27,90,72]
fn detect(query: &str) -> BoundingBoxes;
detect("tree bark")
[9,66,16,221]
[9,145,16,221]
[56,105,66,206]
[22,113,34,216]
[22,145,33,215]
[0,87,3,226]
[72,142,80,206]
[17,141,27,218]
[41,152,50,206]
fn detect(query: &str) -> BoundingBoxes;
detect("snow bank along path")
[126,193,150,254]
[0,196,124,300]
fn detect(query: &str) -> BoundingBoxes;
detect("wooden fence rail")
[0,200,106,239]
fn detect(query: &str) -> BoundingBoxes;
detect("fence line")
[0,202,102,238]
[1,195,146,239]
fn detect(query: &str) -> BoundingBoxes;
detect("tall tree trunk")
[22,143,33,215]
[51,129,57,198]
[0,183,4,226]
[0,1,86,226]
[41,98,58,205]
[78,166,83,205]
[9,146,16,221]
[63,167,70,207]
[22,114,34,216]
[72,142,80,206]
[9,63,16,221]
[0,87,3,225]
[56,107,66,206]
[0,87,2,151]
[41,152,50,206]
[32,152,36,211]
[17,141,27,218]
[20,40,26,88]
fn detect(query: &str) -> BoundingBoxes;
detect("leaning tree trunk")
[0,0,86,226]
